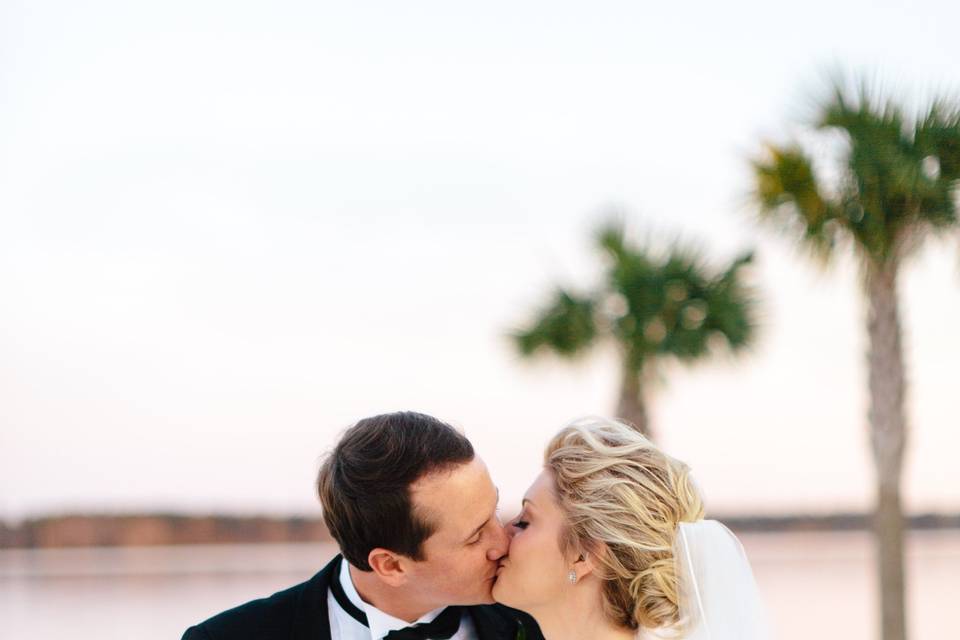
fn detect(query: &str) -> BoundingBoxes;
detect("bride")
[492,417,769,640]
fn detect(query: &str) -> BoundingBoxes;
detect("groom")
[182,411,542,640]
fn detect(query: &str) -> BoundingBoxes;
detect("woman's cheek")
[515,534,533,570]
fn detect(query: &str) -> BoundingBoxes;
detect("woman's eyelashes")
[512,516,529,530]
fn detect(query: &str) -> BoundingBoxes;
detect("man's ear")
[367,548,411,587]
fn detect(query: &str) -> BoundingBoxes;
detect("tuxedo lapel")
[290,554,341,640]
[468,605,514,640]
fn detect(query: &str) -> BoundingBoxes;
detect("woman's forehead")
[523,469,557,507]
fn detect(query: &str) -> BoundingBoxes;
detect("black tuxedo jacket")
[182,554,544,640]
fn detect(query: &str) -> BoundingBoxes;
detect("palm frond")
[817,80,960,263]
[595,219,629,262]
[510,289,598,359]
[601,235,758,365]
[751,143,839,261]
[699,251,758,352]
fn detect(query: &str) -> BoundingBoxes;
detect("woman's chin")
[490,578,514,607]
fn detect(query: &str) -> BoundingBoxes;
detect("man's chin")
[465,582,497,606]
[473,586,497,606]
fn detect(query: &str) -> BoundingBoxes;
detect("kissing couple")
[184,412,768,640]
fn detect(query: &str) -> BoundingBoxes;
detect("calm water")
[1,531,957,639]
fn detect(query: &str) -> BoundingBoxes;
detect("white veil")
[649,519,770,639]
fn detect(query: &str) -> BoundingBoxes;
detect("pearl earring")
[568,570,577,584]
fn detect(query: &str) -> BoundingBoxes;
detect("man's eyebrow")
[463,488,500,542]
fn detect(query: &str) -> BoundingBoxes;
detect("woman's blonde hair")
[544,416,704,631]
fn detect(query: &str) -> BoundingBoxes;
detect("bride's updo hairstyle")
[545,417,704,631]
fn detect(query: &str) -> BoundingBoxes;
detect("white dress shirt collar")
[338,558,447,640]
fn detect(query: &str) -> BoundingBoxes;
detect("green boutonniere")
[515,621,527,640]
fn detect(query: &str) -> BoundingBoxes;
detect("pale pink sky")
[1,0,958,520]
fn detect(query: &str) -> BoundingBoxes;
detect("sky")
[1,0,958,521]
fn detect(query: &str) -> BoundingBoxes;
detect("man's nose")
[486,521,510,561]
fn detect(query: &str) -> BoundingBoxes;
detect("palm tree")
[510,221,757,439]
[750,79,960,640]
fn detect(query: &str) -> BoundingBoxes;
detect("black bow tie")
[328,556,463,640]
[382,606,463,640]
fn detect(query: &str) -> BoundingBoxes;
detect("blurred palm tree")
[510,221,757,439]
[751,78,960,640]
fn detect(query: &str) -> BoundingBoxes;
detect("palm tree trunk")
[865,260,908,640]
[616,366,651,438]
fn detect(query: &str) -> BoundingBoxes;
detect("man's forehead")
[411,458,497,534]
[410,457,488,495]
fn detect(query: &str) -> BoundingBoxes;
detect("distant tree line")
[0,513,332,548]
[2,511,958,549]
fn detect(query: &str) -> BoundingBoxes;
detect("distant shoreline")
[2,512,958,549]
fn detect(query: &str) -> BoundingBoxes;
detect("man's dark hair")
[316,411,475,570]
